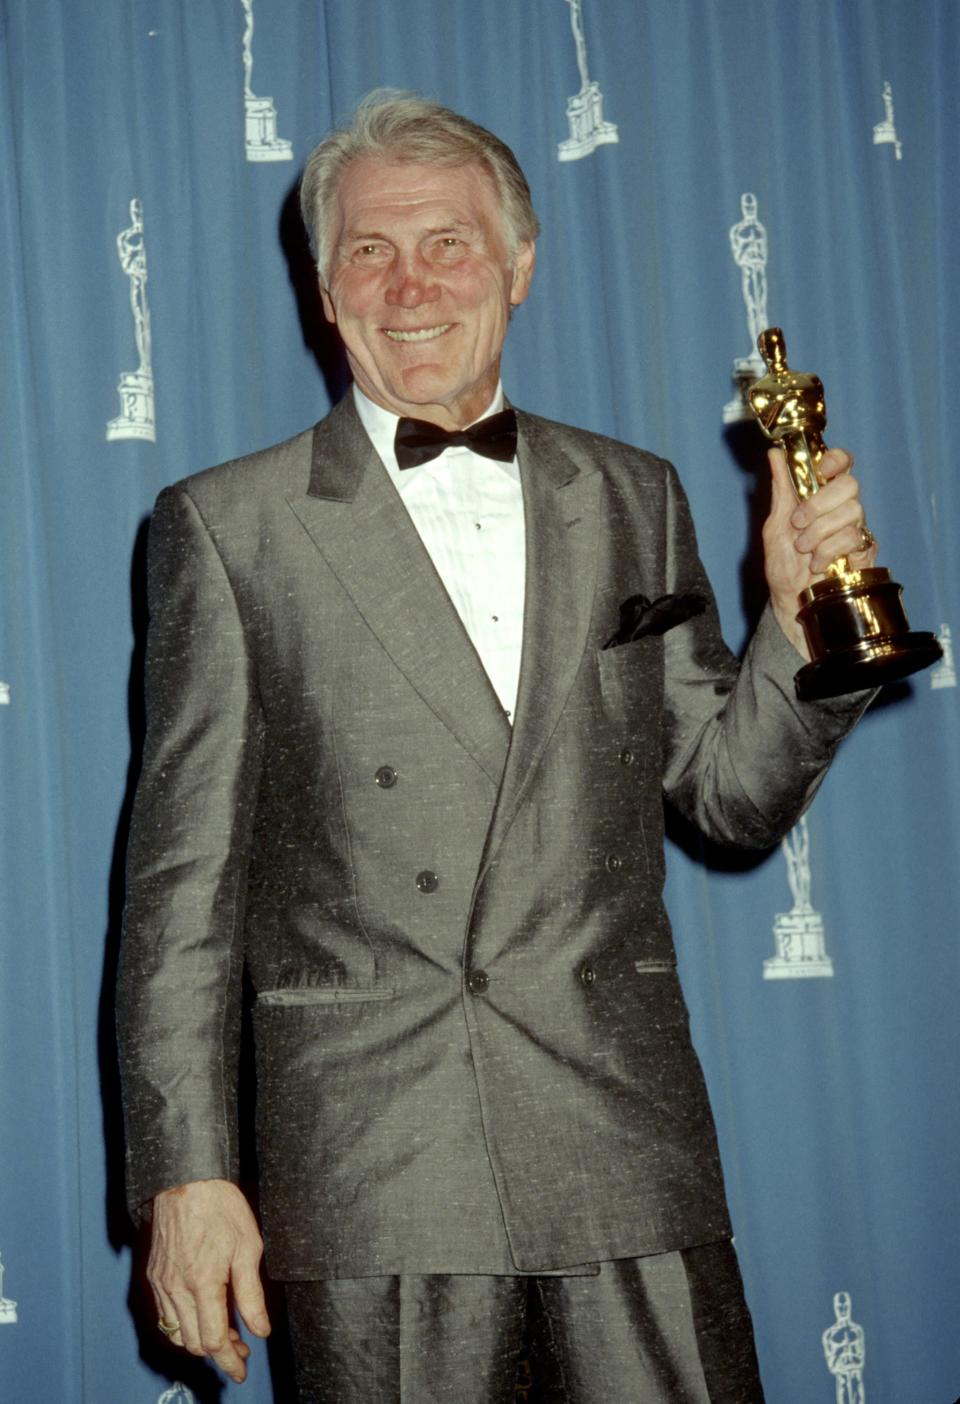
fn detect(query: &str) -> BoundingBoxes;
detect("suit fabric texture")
[117,395,868,1282]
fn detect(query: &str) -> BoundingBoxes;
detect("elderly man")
[118,93,875,1402]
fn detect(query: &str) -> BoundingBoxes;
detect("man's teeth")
[385,325,451,343]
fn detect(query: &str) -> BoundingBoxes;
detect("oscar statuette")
[748,327,941,700]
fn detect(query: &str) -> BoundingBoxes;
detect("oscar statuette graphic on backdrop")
[872,81,902,161]
[556,0,618,161]
[723,194,770,424]
[106,199,155,444]
[747,328,941,699]
[929,622,956,689]
[764,815,834,979]
[0,1250,17,1324]
[822,1292,866,1403]
[240,0,292,161]
[156,1385,196,1404]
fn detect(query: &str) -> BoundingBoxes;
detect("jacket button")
[580,963,596,988]
[619,748,635,766]
[374,765,397,788]
[415,869,439,893]
[605,853,623,873]
[467,969,489,994]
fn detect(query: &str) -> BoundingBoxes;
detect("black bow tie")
[394,408,517,470]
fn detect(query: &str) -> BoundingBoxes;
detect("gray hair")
[300,90,540,281]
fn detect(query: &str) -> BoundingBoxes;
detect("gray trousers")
[284,1240,765,1403]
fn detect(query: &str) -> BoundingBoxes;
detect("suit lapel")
[286,398,511,786]
[480,411,602,874]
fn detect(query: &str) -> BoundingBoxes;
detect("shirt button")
[374,766,397,788]
[467,969,489,995]
[619,748,636,767]
[605,853,623,873]
[415,870,439,893]
[579,963,596,988]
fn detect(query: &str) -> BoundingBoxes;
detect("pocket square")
[602,592,707,649]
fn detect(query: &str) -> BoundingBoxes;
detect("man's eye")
[353,244,385,260]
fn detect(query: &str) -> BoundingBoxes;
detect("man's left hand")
[763,446,878,660]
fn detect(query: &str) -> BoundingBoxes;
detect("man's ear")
[509,241,536,307]
[319,278,336,325]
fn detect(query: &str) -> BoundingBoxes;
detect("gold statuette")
[749,327,941,700]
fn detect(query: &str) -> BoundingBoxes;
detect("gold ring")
[157,1317,181,1336]
[857,524,876,553]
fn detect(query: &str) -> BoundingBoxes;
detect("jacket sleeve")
[116,485,264,1218]
[657,461,873,848]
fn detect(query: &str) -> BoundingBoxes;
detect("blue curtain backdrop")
[2,2,958,1400]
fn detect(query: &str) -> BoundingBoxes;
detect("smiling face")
[320,156,535,429]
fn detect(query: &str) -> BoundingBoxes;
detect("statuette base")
[764,954,835,979]
[765,908,833,979]
[795,568,941,699]
[558,83,618,162]
[106,371,155,443]
[245,97,293,162]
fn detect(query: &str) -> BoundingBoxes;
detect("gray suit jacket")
[117,395,868,1280]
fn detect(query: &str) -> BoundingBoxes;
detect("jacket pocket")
[256,986,396,1007]
[632,959,678,975]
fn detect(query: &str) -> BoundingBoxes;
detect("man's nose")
[384,254,441,309]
